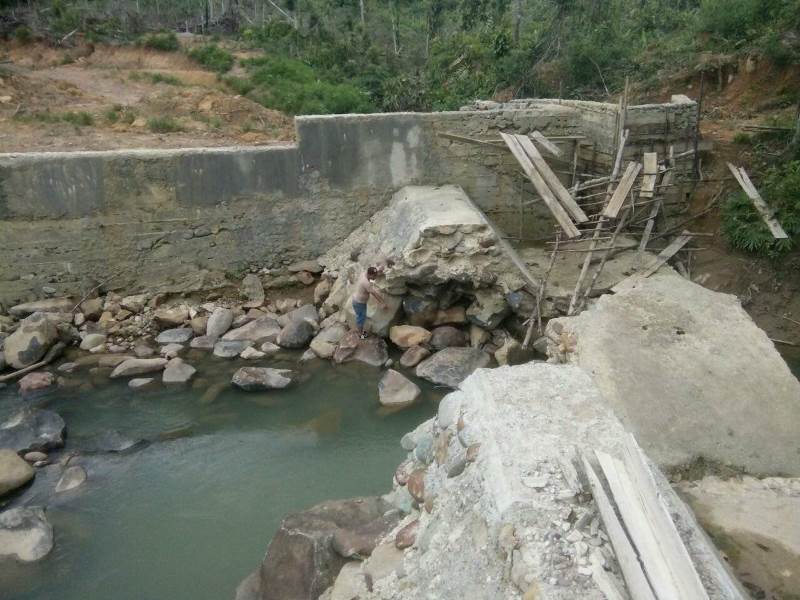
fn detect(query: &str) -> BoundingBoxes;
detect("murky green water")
[0,353,440,600]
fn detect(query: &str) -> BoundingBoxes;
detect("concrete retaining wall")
[0,98,696,306]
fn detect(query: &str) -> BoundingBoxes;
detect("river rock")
[110,357,167,378]
[133,342,156,358]
[55,465,87,493]
[120,294,148,313]
[129,378,154,389]
[79,333,107,350]
[314,279,332,305]
[232,367,293,391]
[494,338,534,366]
[285,304,319,326]
[241,274,265,308]
[0,449,35,496]
[288,259,323,274]
[222,317,281,345]
[399,345,431,368]
[162,358,196,384]
[467,289,510,329]
[153,306,189,328]
[402,296,439,327]
[9,298,74,317]
[214,340,252,358]
[363,542,405,583]
[235,496,396,600]
[156,327,194,344]
[206,308,234,338]
[429,325,468,349]
[4,312,59,369]
[277,320,315,349]
[395,518,419,549]
[80,297,104,320]
[160,343,184,358]
[310,323,348,359]
[342,294,403,337]
[505,289,536,317]
[469,324,491,348]
[190,316,209,335]
[333,332,388,367]
[18,371,55,394]
[432,305,467,326]
[189,336,216,350]
[240,347,265,360]
[378,369,421,408]
[389,325,431,349]
[260,342,281,355]
[416,347,491,388]
[0,507,53,562]
[0,409,65,452]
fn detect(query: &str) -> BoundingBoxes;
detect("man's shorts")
[352,300,368,328]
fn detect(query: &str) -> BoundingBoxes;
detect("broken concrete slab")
[546,270,800,476]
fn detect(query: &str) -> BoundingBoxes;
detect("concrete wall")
[0,99,696,306]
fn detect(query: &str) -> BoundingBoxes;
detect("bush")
[189,45,235,73]
[131,71,184,85]
[733,132,753,145]
[62,111,94,126]
[14,26,33,44]
[147,116,183,133]
[722,161,800,258]
[142,31,180,52]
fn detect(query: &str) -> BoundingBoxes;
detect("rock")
[437,394,461,429]
[395,519,419,549]
[83,429,144,453]
[80,297,104,320]
[505,289,536,317]
[296,271,315,286]
[190,336,217,350]
[467,290,510,329]
[389,325,432,349]
[4,312,59,369]
[0,409,66,453]
[155,327,194,344]
[402,296,439,327]
[494,338,534,366]
[222,317,281,344]
[0,507,53,562]
[241,274,265,308]
[363,542,405,583]
[0,449,35,496]
[129,378,154,389]
[260,342,281,355]
[314,279,332,305]
[333,332,388,367]
[9,298,74,317]
[232,367,293,391]
[310,323,348,359]
[18,371,55,394]
[285,304,319,327]
[469,324,490,348]
[133,342,156,358]
[277,319,315,350]
[399,345,431,368]
[240,347,266,360]
[162,358,196,384]
[120,294,148,313]
[159,343,184,358]
[153,306,189,328]
[328,562,366,600]
[332,508,402,558]
[79,333,107,350]
[432,305,467,326]
[214,340,252,358]
[0,351,5,371]
[55,465,87,492]
[378,369,421,408]
[206,308,234,338]
[23,451,47,462]
[110,357,168,378]
[275,298,299,313]
[115,308,133,321]
[236,497,395,600]
[429,325,468,349]
[415,347,491,388]
[407,468,426,502]
[190,316,209,335]
[532,336,548,355]
[342,294,403,337]
[288,259,323,274]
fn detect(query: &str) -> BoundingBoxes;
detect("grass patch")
[130,71,184,86]
[147,116,184,133]
[62,111,94,126]
[189,44,235,73]
[15,110,94,127]
[105,105,136,125]
[141,31,180,52]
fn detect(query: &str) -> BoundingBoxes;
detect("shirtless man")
[352,266,387,339]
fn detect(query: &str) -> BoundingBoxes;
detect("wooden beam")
[515,134,589,223]
[603,161,642,219]
[530,130,563,157]
[613,232,693,293]
[640,152,658,199]
[727,163,788,239]
[500,133,580,238]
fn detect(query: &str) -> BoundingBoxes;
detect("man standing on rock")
[352,266,387,339]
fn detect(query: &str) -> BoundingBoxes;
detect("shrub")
[147,116,183,133]
[62,111,94,126]
[14,26,33,44]
[142,31,180,52]
[733,132,753,145]
[189,45,235,73]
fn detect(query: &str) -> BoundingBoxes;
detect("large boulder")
[206,307,234,338]
[389,325,431,349]
[232,367,293,391]
[546,270,800,476]
[110,358,168,378]
[3,312,58,369]
[0,449,35,496]
[79,333,107,350]
[282,304,319,328]
[332,332,388,368]
[415,347,491,388]
[222,317,282,345]
[429,325,468,350]
[378,370,421,408]
[235,497,398,600]
[214,340,252,358]
[0,507,54,562]
[241,274,265,308]
[277,320,315,349]
[153,306,189,328]
[341,295,402,338]
[309,323,348,359]
[402,296,439,328]
[0,409,65,452]
[9,298,74,317]
[155,327,194,344]
[162,358,196,384]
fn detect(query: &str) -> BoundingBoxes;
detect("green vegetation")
[147,116,184,133]
[141,31,180,52]
[129,71,184,85]
[15,110,94,126]
[189,44,235,73]
[105,105,136,125]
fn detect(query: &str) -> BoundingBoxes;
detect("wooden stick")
[523,232,560,348]
[782,315,800,327]
[613,233,693,294]
[727,163,788,239]
[771,338,798,347]
[576,209,631,312]
[530,130,562,157]
[603,161,642,219]
[0,342,66,383]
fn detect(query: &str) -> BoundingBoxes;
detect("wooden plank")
[603,161,642,219]
[613,232,692,293]
[500,132,580,238]
[727,163,788,239]
[618,435,710,600]
[581,455,657,600]
[530,130,563,157]
[516,134,589,223]
[640,153,658,199]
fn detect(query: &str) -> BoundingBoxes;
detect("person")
[352,266,387,339]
